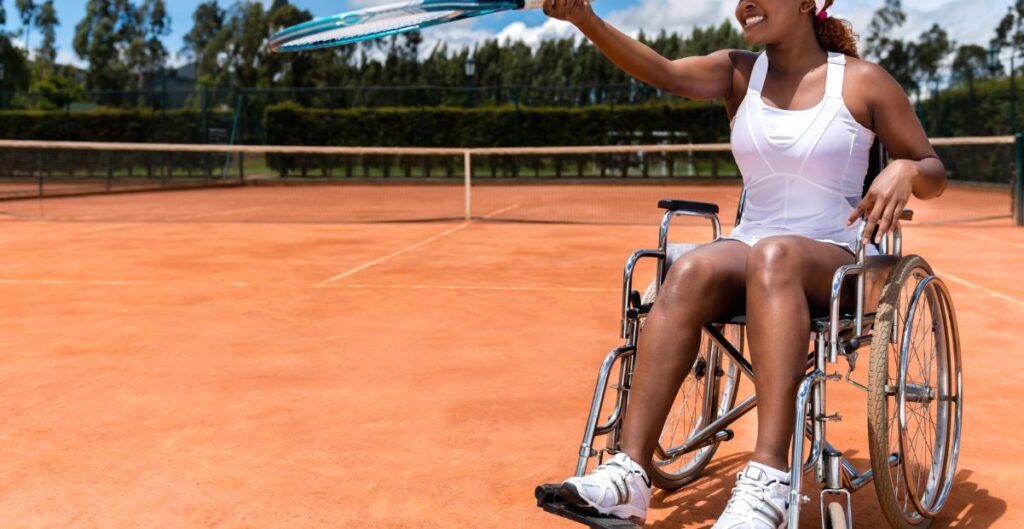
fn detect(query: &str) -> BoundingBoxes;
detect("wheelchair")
[536,142,964,529]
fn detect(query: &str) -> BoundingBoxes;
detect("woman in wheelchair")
[541,0,948,527]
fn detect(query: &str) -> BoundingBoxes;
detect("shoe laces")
[590,457,636,503]
[723,472,786,523]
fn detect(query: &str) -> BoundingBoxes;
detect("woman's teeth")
[745,16,765,27]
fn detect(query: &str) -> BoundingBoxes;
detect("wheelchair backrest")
[733,138,887,226]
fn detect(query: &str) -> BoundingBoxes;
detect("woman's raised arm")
[543,0,735,101]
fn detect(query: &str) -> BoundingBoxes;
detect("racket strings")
[282,10,460,48]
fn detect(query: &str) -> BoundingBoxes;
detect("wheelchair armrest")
[658,199,720,215]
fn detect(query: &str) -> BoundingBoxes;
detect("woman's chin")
[742,33,765,45]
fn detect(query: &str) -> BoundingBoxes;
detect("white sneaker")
[559,452,652,523]
[712,462,791,529]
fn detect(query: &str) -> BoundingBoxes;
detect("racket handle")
[523,0,593,11]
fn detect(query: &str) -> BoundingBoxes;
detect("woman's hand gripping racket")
[269,0,545,52]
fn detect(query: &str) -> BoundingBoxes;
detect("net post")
[464,150,472,221]
[1016,132,1024,226]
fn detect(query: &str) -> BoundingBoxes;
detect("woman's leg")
[744,236,855,470]
[619,240,751,472]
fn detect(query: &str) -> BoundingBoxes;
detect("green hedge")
[261,100,731,147]
[259,101,733,178]
[0,108,234,143]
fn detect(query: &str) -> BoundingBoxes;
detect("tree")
[29,73,82,108]
[33,0,57,75]
[123,0,170,89]
[181,0,224,80]
[263,0,315,88]
[952,44,989,85]
[990,5,1022,77]
[14,0,37,50]
[913,24,953,96]
[0,39,32,91]
[864,0,917,95]
[220,1,269,89]
[73,0,133,90]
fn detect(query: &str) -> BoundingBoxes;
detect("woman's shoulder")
[842,55,909,105]
[843,56,902,91]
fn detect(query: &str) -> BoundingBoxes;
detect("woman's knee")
[747,238,805,292]
[657,254,729,309]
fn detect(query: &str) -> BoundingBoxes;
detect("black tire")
[868,255,962,528]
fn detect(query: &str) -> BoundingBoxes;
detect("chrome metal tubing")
[671,393,757,456]
[892,221,903,257]
[824,448,843,490]
[827,263,860,358]
[839,452,897,492]
[699,334,722,437]
[813,333,827,483]
[607,330,638,452]
[855,223,868,336]
[575,345,635,477]
[788,370,826,529]
[621,249,665,338]
[656,209,721,286]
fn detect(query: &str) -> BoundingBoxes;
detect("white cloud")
[56,49,88,69]
[492,18,577,46]
[604,0,735,38]
[407,16,576,60]
[347,0,391,7]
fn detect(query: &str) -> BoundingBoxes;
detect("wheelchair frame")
[537,192,962,528]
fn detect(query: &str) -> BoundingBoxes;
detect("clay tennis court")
[0,183,1019,528]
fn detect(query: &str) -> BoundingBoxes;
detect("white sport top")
[728,51,876,254]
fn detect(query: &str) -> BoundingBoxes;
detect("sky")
[21,0,1017,68]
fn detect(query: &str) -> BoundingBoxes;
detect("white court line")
[946,228,1024,251]
[321,283,617,293]
[938,271,1024,309]
[316,204,524,286]
[316,222,470,285]
[481,203,520,219]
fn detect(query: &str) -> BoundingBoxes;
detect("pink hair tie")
[816,9,829,21]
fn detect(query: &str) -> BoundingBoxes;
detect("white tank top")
[729,51,876,251]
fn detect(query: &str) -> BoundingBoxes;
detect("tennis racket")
[269,0,545,52]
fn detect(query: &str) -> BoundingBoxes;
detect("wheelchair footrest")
[535,484,642,529]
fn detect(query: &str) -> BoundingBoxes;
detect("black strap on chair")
[863,138,887,197]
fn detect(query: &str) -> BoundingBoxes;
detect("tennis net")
[0,138,1017,225]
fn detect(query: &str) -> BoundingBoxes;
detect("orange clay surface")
[0,183,1019,528]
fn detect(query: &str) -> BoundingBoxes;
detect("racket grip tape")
[522,0,593,12]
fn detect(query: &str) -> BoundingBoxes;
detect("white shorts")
[719,234,878,257]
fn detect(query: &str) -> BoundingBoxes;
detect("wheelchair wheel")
[641,281,741,490]
[867,255,963,529]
